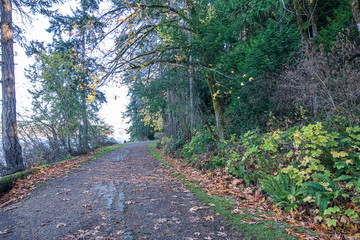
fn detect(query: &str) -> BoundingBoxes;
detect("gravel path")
[0,142,243,240]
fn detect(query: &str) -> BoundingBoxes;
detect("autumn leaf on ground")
[231,208,245,215]
[0,229,11,235]
[203,216,214,221]
[56,223,67,228]
[189,206,199,212]
[0,149,100,208]
[157,218,167,224]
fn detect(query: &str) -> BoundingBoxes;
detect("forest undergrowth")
[157,122,360,239]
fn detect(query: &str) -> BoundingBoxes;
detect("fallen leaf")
[190,206,199,212]
[157,218,167,224]
[0,229,11,235]
[56,223,67,228]
[203,216,214,221]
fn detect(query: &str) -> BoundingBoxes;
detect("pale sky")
[10,1,130,142]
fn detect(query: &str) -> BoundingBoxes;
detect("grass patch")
[148,142,161,161]
[147,143,315,240]
[187,183,297,240]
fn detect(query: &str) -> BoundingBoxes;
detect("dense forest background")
[123,0,360,143]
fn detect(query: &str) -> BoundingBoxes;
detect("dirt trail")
[0,142,242,240]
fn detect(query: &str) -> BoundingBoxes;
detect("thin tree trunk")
[185,0,197,135]
[1,0,24,173]
[307,0,319,39]
[79,16,90,153]
[80,90,90,152]
[350,0,360,32]
[166,87,173,137]
[293,0,309,44]
[189,54,195,132]
[170,88,177,135]
[207,76,225,141]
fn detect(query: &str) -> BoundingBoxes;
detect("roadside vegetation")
[127,1,360,238]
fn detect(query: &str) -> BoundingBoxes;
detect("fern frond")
[298,181,326,196]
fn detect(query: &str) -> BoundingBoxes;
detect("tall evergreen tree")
[46,0,104,153]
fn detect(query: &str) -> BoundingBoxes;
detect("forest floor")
[0,142,243,240]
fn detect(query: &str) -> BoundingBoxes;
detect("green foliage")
[260,173,298,212]
[161,136,175,154]
[181,129,216,159]
[318,1,358,51]
[297,178,343,215]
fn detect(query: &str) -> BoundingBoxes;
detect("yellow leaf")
[203,216,214,221]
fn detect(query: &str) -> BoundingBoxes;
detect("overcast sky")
[9,1,130,141]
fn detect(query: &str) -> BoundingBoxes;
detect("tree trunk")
[189,54,196,133]
[1,0,24,173]
[166,87,174,137]
[80,90,90,153]
[350,0,360,32]
[79,17,90,153]
[293,0,308,44]
[207,75,225,141]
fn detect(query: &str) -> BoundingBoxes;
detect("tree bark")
[166,87,174,137]
[293,0,308,44]
[189,53,196,132]
[79,11,90,153]
[207,75,225,141]
[1,0,24,172]
[349,0,360,32]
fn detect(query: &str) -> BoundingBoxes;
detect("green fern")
[297,178,343,215]
[260,173,297,210]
